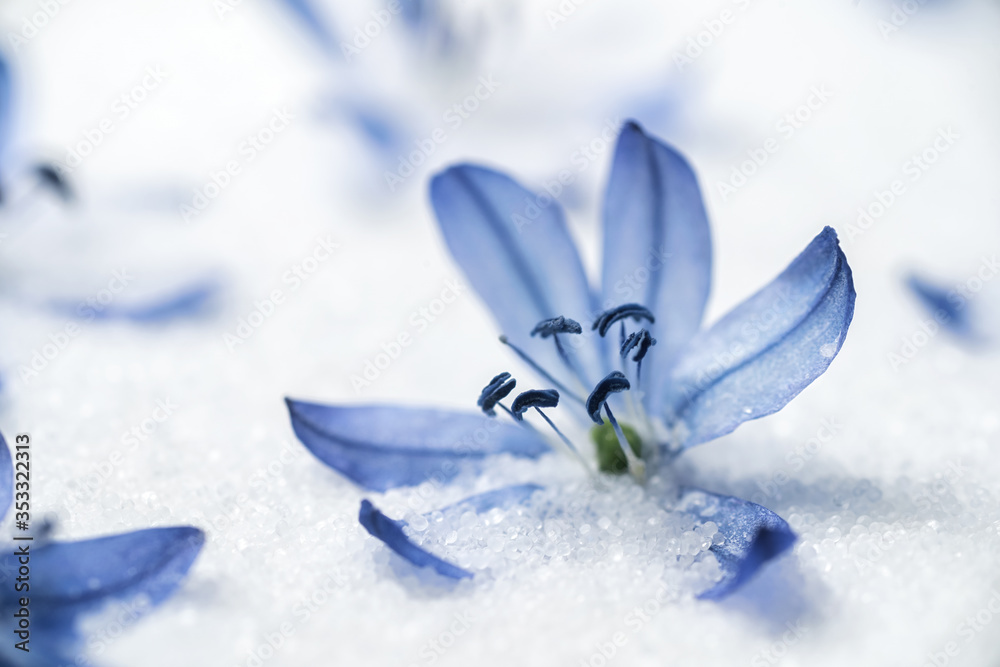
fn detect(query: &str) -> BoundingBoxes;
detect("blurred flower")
[0,433,204,666]
[287,121,856,599]
[905,272,991,345]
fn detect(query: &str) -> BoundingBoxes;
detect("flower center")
[477,304,660,483]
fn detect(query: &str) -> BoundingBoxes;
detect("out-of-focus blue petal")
[674,488,796,601]
[430,164,604,389]
[0,526,204,663]
[0,433,11,521]
[286,399,550,492]
[0,52,11,171]
[601,121,712,404]
[906,273,976,340]
[275,0,338,54]
[51,280,220,324]
[359,499,472,580]
[666,227,855,449]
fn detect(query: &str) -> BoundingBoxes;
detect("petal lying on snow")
[359,499,473,580]
[675,488,796,601]
[666,227,856,449]
[0,526,204,663]
[286,399,550,492]
[601,121,712,402]
[358,485,544,580]
[431,164,604,389]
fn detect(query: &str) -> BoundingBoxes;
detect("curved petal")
[0,433,11,522]
[359,499,472,579]
[601,121,712,400]
[358,485,544,580]
[0,526,204,662]
[430,164,604,389]
[286,399,550,492]
[674,488,796,601]
[665,227,855,449]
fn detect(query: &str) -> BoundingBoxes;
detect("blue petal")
[276,0,338,53]
[0,433,11,521]
[0,52,11,171]
[666,227,856,449]
[430,164,604,388]
[674,488,796,601]
[359,499,473,580]
[51,280,220,324]
[358,485,544,580]
[601,121,712,401]
[906,273,977,340]
[0,526,203,662]
[286,399,550,492]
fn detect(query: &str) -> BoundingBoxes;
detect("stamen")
[510,389,594,475]
[591,303,655,338]
[585,371,631,423]
[620,329,656,362]
[530,316,583,338]
[586,371,645,481]
[531,316,588,390]
[477,372,516,416]
[620,329,657,388]
[498,335,586,405]
[510,389,560,420]
[34,164,74,202]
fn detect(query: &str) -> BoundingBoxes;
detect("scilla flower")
[0,433,204,666]
[287,120,855,599]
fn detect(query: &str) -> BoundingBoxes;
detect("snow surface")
[1,0,1000,665]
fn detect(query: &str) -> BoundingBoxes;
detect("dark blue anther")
[510,389,560,421]
[591,303,655,337]
[586,371,631,424]
[620,329,657,362]
[477,372,516,416]
[531,316,583,338]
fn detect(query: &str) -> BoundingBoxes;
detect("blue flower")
[287,120,856,599]
[0,433,204,665]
